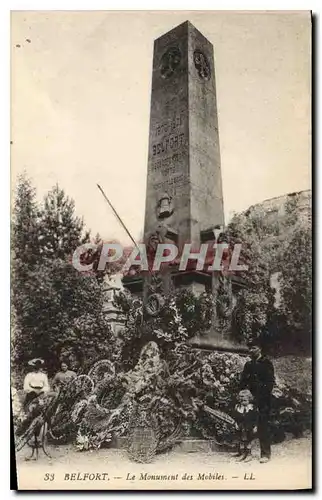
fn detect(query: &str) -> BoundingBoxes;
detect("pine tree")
[38,184,90,261]
[11,172,40,270]
[11,173,41,376]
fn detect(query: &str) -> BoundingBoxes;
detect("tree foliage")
[11,175,113,376]
[227,212,276,345]
[38,184,90,261]
[227,193,311,354]
[278,225,312,351]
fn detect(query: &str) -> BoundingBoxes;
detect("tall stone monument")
[123,21,244,347]
[143,21,224,292]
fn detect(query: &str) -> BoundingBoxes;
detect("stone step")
[110,436,226,453]
[175,439,226,453]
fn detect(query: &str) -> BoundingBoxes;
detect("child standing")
[233,389,258,462]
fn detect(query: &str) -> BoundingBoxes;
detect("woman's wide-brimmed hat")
[28,358,45,367]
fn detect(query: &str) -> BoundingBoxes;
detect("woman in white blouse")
[23,358,50,406]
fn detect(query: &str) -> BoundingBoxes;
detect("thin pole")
[96,184,139,249]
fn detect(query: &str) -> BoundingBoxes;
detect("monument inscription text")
[152,133,185,156]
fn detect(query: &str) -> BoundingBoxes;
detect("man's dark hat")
[247,338,262,348]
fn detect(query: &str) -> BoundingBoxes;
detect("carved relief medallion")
[160,47,181,79]
[193,49,211,81]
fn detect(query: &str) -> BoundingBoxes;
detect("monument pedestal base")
[122,270,247,352]
[188,331,248,354]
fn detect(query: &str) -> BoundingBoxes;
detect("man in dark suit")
[240,341,275,463]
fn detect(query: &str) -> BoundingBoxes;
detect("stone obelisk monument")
[143,21,224,294]
[122,21,243,348]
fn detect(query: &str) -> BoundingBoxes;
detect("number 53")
[44,473,55,481]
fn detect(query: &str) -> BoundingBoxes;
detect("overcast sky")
[11,10,311,244]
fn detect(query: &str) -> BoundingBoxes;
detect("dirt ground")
[15,433,312,491]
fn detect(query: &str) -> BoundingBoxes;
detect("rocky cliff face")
[246,188,311,271]
[243,189,311,229]
[242,189,311,279]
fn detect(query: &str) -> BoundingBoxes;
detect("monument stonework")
[124,21,241,344]
[144,21,224,249]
